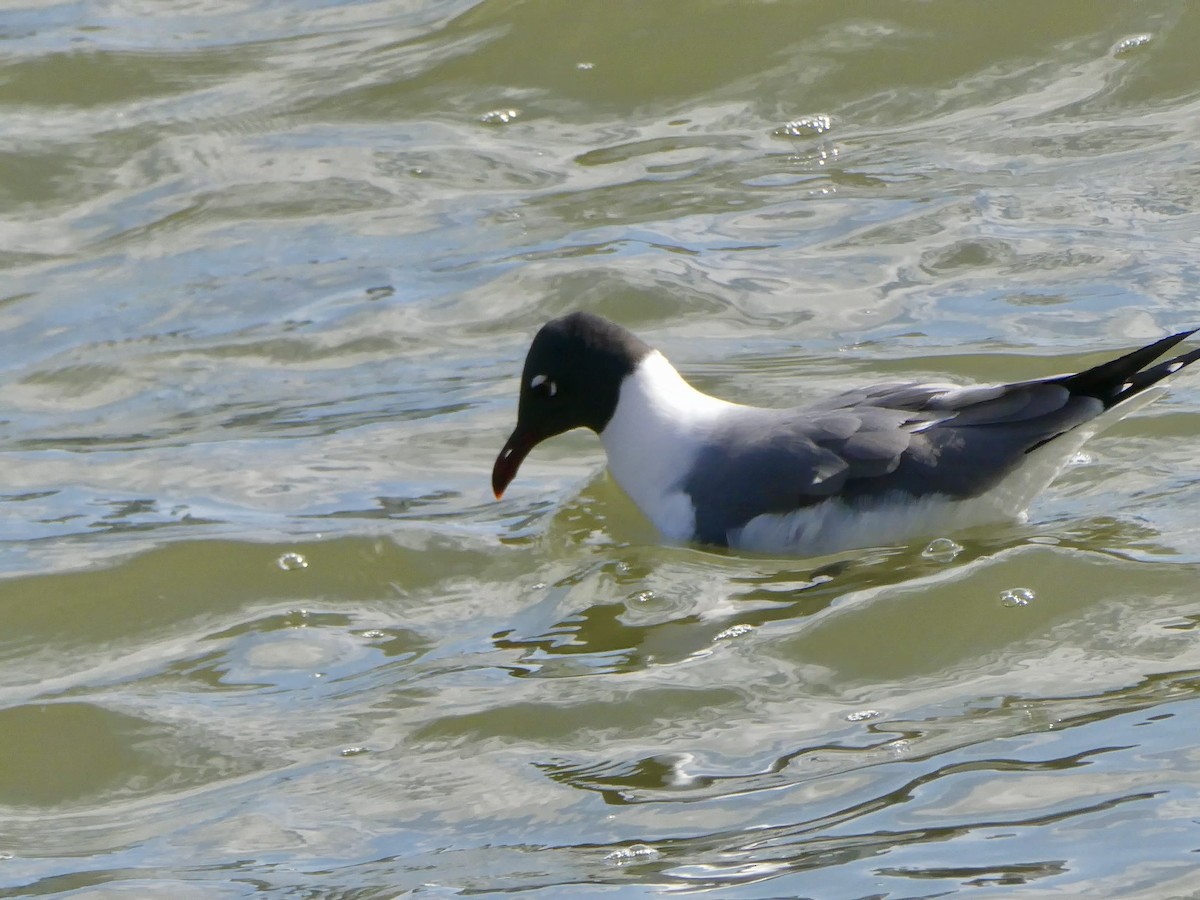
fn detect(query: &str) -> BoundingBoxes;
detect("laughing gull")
[492,313,1199,555]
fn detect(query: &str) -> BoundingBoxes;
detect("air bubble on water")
[1113,34,1152,56]
[922,537,963,562]
[360,630,385,639]
[774,114,832,137]
[714,623,753,641]
[1067,450,1094,466]
[888,739,912,756]
[340,746,369,757]
[576,61,595,71]
[277,552,308,571]
[846,709,881,722]
[605,843,661,865]
[480,108,519,125]
[1000,587,1035,608]
[630,590,654,603]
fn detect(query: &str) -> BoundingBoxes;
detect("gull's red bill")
[492,428,536,499]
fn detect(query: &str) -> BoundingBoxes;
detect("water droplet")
[1113,34,1152,56]
[605,843,660,864]
[714,623,753,641]
[1000,587,1035,608]
[277,552,308,571]
[846,709,881,722]
[480,108,519,125]
[340,746,369,757]
[922,537,963,562]
[774,114,832,137]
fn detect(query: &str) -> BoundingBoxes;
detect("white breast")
[599,352,740,543]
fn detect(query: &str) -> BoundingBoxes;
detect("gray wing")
[683,379,1103,546]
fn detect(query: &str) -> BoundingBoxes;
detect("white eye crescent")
[529,374,557,396]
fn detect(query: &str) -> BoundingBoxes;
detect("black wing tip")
[1147,326,1200,355]
[1065,326,1200,407]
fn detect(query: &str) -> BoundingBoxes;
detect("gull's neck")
[598,351,739,540]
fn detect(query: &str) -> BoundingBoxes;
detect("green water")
[2,1,1200,896]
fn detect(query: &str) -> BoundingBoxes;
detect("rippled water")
[3,1,1200,897]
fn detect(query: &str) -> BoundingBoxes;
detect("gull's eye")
[529,373,558,397]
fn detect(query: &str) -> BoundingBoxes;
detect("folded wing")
[684,329,1199,545]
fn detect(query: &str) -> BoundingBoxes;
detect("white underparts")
[730,493,985,556]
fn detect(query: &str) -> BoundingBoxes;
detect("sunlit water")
[2,2,1200,897]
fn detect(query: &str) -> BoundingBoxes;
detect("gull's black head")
[492,312,652,498]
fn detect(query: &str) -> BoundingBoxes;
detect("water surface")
[2,1,1200,896]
